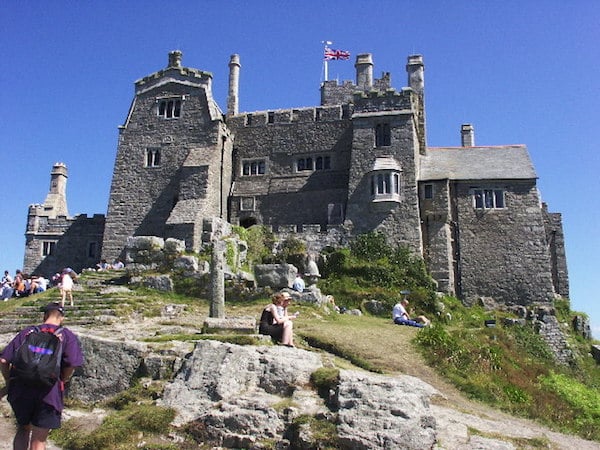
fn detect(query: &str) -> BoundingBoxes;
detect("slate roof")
[419,145,537,181]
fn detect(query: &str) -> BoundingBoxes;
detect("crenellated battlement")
[227,104,351,128]
[135,51,212,94]
[352,87,415,114]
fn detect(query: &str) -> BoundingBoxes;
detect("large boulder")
[254,264,297,289]
[69,335,148,403]
[160,341,440,448]
[335,370,438,449]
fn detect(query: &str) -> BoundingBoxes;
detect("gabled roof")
[420,145,537,181]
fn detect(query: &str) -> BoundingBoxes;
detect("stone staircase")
[0,271,133,334]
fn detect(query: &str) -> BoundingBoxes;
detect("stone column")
[210,240,225,318]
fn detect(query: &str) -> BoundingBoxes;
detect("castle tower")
[43,162,69,218]
[227,54,240,116]
[355,53,373,90]
[102,50,232,261]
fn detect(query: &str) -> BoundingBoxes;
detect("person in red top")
[0,302,84,450]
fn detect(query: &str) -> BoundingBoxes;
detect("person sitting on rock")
[392,298,429,328]
[292,274,305,292]
[259,292,296,347]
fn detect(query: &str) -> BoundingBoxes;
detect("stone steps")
[0,271,132,334]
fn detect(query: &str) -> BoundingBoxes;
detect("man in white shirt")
[392,299,428,328]
[292,274,305,292]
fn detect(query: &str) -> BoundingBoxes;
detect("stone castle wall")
[24,213,105,276]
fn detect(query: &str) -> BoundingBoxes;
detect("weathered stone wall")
[228,110,353,229]
[542,204,569,297]
[453,181,555,305]
[419,180,455,293]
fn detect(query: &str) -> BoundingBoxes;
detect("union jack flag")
[324,46,350,61]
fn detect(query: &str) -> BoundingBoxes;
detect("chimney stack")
[227,54,241,116]
[406,55,424,94]
[461,124,475,147]
[168,50,182,68]
[43,162,69,218]
[355,53,373,90]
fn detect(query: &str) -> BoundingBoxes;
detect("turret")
[42,162,69,218]
[227,54,241,116]
[355,53,374,90]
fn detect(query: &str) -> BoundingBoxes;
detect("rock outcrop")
[159,340,439,449]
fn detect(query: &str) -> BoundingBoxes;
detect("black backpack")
[12,326,64,387]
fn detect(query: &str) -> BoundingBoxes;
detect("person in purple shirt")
[0,302,84,450]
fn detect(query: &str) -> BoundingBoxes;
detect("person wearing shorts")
[0,302,84,450]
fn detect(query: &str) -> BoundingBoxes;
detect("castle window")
[145,149,161,167]
[42,241,56,257]
[473,188,505,209]
[370,171,401,202]
[268,112,275,124]
[375,123,391,147]
[424,184,434,200]
[157,99,181,119]
[240,197,255,211]
[87,242,98,258]
[297,155,331,172]
[242,159,266,176]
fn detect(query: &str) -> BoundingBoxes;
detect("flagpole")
[322,40,332,82]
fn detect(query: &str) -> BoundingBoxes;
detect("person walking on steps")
[0,302,84,450]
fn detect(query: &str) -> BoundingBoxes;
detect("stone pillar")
[227,54,240,116]
[461,124,475,147]
[210,240,225,318]
[355,54,373,90]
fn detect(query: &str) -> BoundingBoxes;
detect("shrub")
[350,231,390,260]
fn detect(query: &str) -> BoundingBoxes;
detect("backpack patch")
[13,326,63,388]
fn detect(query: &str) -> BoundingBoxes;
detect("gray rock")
[161,341,324,446]
[69,335,148,403]
[143,275,173,292]
[335,370,438,450]
[254,264,297,289]
[173,255,199,272]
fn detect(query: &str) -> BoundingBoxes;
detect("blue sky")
[1,1,599,337]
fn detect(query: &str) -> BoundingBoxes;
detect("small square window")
[240,197,255,211]
[424,184,434,199]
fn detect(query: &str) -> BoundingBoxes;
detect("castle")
[24,50,569,305]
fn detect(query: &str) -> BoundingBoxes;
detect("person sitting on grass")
[392,298,430,328]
